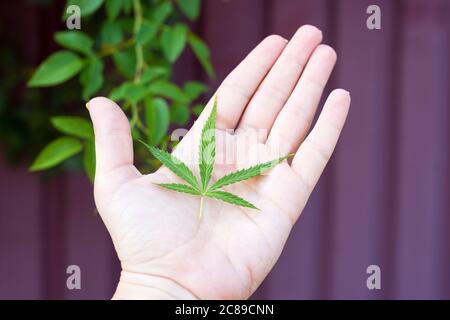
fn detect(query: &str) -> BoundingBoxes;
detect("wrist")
[113,270,198,300]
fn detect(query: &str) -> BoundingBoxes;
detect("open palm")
[88,25,350,299]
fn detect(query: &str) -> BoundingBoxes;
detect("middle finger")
[236,25,323,141]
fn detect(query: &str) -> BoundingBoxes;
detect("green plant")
[28,0,213,181]
[142,96,290,219]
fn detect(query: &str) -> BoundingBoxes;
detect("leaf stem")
[130,102,138,128]
[97,39,135,58]
[198,196,204,220]
[130,102,146,131]
[133,0,144,82]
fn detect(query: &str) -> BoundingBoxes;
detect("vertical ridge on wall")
[64,174,118,299]
[331,0,399,299]
[41,175,67,299]
[0,157,43,298]
[394,0,450,299]
[440,2,450,297]
[330,0,372,299]
[434,0,450,298]
[379,0,403,300]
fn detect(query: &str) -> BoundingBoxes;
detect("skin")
[87,25,351,299]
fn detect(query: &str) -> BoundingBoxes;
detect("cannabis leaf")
[158,183,200,195]
[141,143,200,191]
[142,95,290,218]
[208,155,290,192]
[205,190,258,209]
[199,95,217,191]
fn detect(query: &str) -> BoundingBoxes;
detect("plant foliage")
[27,0,213,181]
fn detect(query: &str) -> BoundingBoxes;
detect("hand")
[87,25,350,300]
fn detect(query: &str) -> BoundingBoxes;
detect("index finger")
[195,35,288,131]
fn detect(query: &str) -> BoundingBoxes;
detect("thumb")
[87,97,138,180]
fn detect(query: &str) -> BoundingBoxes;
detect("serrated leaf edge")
[140,139,200,191]
[159,183,200,196]
[205,190,259,210]
[208,155,289,192]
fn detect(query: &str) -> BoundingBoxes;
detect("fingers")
[291,89,350,191]
[87,97,138,179]
[196,35,288,131]
[267,45,337,154]
[237,25,323,140]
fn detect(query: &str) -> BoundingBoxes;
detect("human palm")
[88,25,350,299]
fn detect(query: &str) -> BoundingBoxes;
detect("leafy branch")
[141,96,290,219]
[27,0,213,181]
[132,0,144,82]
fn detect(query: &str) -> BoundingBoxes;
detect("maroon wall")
[1,0,449,299]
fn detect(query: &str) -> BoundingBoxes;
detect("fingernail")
[85,102,90,110]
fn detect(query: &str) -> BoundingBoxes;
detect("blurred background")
[1,0,449,299]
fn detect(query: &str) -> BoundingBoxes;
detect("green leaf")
[158,183,200,196]
[145,98,170,146]
[209,155,290,191]
[54,31,94,55]
[65,0,104,17]
[188,33,214,78]
[105,0,122,20]
[199,97,216,191]
[30,137,83,171]
[131,125,141,140]
[141,66,169,83]
[192,103,204,116]
[176,0,200,20]
[126,84,148,104]
[141,141,199,191]
[152,2,173,24]
[109,81,131,101]
[110,82,147,103]
[148,80,189,103]
[28,51,84,87]
[112,49,136,79]
[205,190,258,210]
[136,20,158,45]
[161,24,187,63]
[101,20,123,45]
[118,17,135,33]
[80,57,104,99]
[184,81,209,101]
[50,116,94,139]
[171,103,190,125]
[122,0,132,14]
[83,140,96,182]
